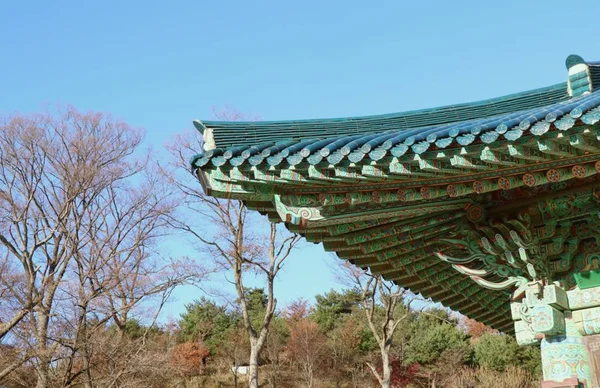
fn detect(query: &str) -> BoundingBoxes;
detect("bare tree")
[0,109,141,386]
[336,260,419,388]
[0,108,199,387]
[263,318,288,388]
[328,314,366,387]
[57,172,200,388]
[166,114,301,388]
[69,325,177,388]
[285,317,327,388]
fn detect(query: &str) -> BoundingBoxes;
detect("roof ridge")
[197,82,567,128]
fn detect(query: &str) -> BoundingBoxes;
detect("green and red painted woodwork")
[192,55,600,386]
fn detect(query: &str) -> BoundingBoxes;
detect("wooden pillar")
[540,325,593,387]
[584,335,600,387]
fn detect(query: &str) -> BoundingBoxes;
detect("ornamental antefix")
[192,55,600,388]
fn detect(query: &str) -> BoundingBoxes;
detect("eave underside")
[246,200,516,332]
[193,86,600,334]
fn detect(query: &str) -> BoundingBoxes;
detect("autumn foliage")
[170,342,210,377]
[285,318,328,388]
[463,317,498,340]
[373,358,421,388]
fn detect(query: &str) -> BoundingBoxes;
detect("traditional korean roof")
[191,55,600,333]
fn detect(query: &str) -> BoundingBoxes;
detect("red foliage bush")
[373,357,421,388]
[463,317,498,340]
[170,342,210,377]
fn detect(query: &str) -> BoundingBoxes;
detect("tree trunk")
[248,346,260,388]
[35,308,51,388]
[35,358,50,388]
[380,349,391,388]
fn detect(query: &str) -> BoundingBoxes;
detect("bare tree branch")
[164,124,300,388]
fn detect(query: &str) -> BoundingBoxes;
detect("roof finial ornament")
[193,120,217,151]
[565,54,586,70]
[565,54,592,97]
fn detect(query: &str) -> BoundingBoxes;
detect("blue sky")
[2,0,600,319]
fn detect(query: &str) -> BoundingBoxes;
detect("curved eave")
[190,92,600,333]
[191,90,600,171]
[190,55,600,333]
